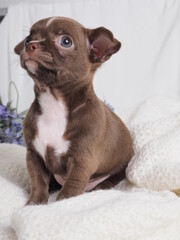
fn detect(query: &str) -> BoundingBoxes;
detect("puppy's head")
[15,17,121,87]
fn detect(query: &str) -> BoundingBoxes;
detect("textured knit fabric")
[124,96,180,191]
[0,96,180,240]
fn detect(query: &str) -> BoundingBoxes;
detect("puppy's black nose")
[26,42,39,52]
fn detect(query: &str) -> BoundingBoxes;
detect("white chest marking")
[33,89,70,160]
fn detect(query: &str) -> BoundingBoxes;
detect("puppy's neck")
[34,77,97,114]
[67,82,97,113]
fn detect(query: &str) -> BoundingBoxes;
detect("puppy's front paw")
[25,193,49,206]
[56,188,82,201]
[25,199,36,206]
[56,192,66,201]
[26,199,48,206]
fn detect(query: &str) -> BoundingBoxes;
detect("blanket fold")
[11,189,180,240]
[126,96,180,191]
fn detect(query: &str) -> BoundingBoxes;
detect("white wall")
[0,0,180,115]
[0,0,79,8]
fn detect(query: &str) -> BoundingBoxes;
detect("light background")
[0,0,180,115]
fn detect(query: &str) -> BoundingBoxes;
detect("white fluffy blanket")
[1,96,180,240]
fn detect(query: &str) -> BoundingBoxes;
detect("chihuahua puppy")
[15,17,133,205]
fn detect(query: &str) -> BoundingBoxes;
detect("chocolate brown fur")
[15,17,133,204]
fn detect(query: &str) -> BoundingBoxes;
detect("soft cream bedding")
[0,96,180,239]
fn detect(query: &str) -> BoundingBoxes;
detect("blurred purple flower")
[0,105,5,114]
[5,128,10,135]
[0,99,25,146]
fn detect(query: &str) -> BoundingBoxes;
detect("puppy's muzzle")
[26,42,39,54]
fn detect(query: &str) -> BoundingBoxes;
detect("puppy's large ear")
[14,40,25,55]
[87,27,121,63]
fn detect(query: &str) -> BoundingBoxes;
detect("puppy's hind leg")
[94,170,126,190]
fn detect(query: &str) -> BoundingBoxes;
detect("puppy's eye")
[58,36,72,48]
[25,36,31,47]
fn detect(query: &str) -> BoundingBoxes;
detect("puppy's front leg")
[26,149,50,205]
[56,157,91,201]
